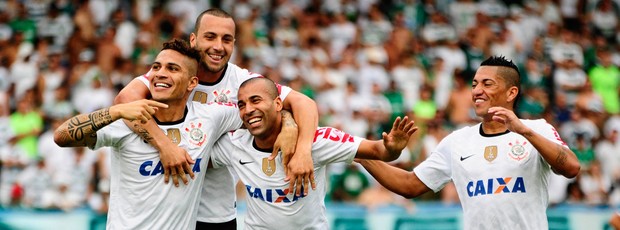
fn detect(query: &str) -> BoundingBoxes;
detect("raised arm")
[355,116,418,161]
[279,90,319,196]
[357,159,432,199]
[488,107,581,178]
[114,78,195,186]
[54,99,167,148]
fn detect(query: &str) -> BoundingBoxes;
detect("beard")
[199,52,227,73]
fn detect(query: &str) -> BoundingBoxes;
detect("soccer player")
[358,56,581,229]
[54,39,242,229]
[114,9,318,229]
[208,77,418,229]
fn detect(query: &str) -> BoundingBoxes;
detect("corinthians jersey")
[92,101,241,229]
[210,127,361,230]
[140,63,292,223]
[414,119,568,230]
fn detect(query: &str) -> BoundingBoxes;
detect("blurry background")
[0,0,619,229]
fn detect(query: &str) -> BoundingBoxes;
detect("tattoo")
[281,110,298,128]
[555,145,567,166]
[134,123,154,142]
[67,108,113,142]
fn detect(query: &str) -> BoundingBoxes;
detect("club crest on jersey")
[508,139,529,161]
[166,128,181,145]
[185,122,207,147]
[484,146,497,162]
[262,157,276,176]
[192,91,208,104]
[213,89,232,103]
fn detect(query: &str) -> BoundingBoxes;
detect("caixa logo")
[245,185,305,203]
[466,177,526,197]
[139,158,203,176]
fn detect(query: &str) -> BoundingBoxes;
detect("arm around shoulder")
[114,77,151,105]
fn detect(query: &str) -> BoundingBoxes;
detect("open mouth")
[248,117,262,125]
[208,54,224,61]
[154,83,171,88]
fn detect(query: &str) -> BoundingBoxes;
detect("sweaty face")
[190,14,235,74]
[237,81,282,139]
[149,50,196,103]
[471,66,512,119]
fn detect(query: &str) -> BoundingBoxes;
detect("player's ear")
[189,33,196,48]
[187,76,198,92]
[275,96,282,112]
[506,86,518,103]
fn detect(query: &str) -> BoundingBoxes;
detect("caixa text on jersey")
[139,158,203,176]
[466,176,526,197]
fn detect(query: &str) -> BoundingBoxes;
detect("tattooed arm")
[54,99,168,148]
[488,106,580,178]
[521,129,580,178]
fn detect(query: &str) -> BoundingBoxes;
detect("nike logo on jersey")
[460,154,475,161]
[239,160,253,165]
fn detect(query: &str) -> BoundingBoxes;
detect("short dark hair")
[480,55,521,107]
[162,39,201,61]
[240,77,279,99]
[480,56,520,85]
[194,8,233,33]
[161,39,201,74]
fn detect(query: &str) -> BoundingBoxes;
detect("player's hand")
[488,107,531,135]
[383,116,418,155]
[269,119,297,176]
[160,144,195,187]
[270,121,298,167]
[111,99,168,123]
[285,147,315,197]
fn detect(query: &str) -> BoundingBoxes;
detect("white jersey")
[414,119,567,230]
[210,127,361,229]
[139,63,292,223]
[93,101,242,229]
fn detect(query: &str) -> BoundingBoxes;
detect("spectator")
[9,91,43,161]
[588,47,619,115]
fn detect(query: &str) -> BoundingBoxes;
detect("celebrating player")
[358,56,581,229]
[54,39,242,229]
[208,77,418,229]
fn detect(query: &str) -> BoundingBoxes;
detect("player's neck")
[481,120,508,135]
[154,100,187,123]
[197,65,225,83]
[254,120,282,150]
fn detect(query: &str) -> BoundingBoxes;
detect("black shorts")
[196,219,236,230]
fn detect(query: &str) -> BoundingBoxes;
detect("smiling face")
[237,79,282,140]
[189,14,235,75]
[471,66,519,119]
[149,49,198,103]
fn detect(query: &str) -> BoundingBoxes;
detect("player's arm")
[488,107,580,178]
[355,116,418,161]
[114,78,195,186]
[278,90,319,196]
[357,159,431,198]
[54,99,167,148]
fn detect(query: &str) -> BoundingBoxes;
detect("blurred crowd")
[0,0,619,214]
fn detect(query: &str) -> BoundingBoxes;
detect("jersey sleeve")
[136,71,151,88]
[92,121,128,150]
[204,102,243,135]
[278,85,292,101]
[531,119,568,147]
[311,127,361,166]
[210,133,234,168]
[413,134,454,193]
